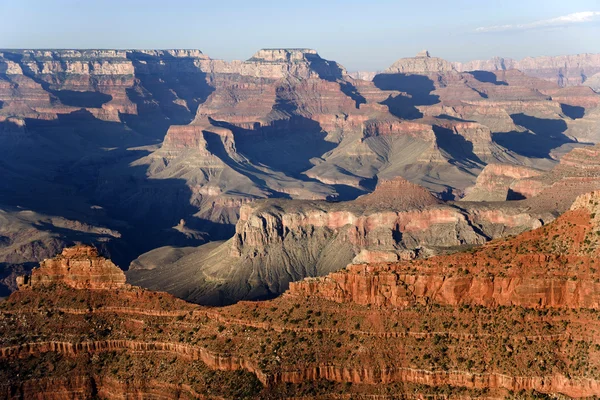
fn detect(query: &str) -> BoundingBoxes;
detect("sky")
[1,0,600,71]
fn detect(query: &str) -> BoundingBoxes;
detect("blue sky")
[1,0,600,71]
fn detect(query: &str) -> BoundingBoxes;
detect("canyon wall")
[6,204,600,400]
[127,178,553,305]
[2,47,600,300]
[455,53,600,89]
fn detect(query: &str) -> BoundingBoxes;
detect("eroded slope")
[6,192,600,398]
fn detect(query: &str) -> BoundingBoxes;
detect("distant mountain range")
[349,50,600,91]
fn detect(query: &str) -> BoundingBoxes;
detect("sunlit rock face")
[17,245,126,290]
[6,192,600,398]
[127,177,554,306]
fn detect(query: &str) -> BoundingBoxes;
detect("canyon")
[4,2,600,394]
[2,47,600,300]
[128,177,554,305]
[128,142,600,305]
[4,189,600,398]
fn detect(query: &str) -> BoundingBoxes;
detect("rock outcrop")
[0,207,123,296]
[127,178,553,305]
[17,245,126,290]
[289,190,600,307]
[385,51,456,74]
[461,143,600,208]
[6,204,600,398]
[462,164,543,201]
[352,177,441,209]
[504,144,600,211]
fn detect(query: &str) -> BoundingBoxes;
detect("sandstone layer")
[128,178,553,305]
[290,190,600,308]
[17,245,127,290]
[6,198,600,399]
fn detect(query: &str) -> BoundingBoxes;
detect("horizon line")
[1,47,600,72]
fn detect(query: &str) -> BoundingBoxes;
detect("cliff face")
[289,191,600,307]
[462,164,544,201]
[126,148,600,308]
[7,205,600,399]
[127,178,552,305]
[17,245,127,290]
[510,144,600,211]
[455,53,600,89]
[461,143,600,208]
[0,48,222,284]
[2,47,600,300]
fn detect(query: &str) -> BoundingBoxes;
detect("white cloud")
[476,11,600,33]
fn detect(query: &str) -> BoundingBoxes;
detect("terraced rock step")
[127,177,553,305]
[5,191,600,399]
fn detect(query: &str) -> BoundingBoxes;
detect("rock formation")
[289,190,600,308]
[2,47,600,300]
[16,245,127,290]
[128,137,600,306]
[0,207,122,296]
[385,51,456,74]
[5,197,600,398]
[462,164,544,202]
[502,144,600,211]
[127,177,553,305]
[454,53,600,89]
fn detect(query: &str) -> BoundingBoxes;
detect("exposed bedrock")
[7,218,600,399]
[127,178,552,305]
[2,47,600,301]
[290,190,600,310]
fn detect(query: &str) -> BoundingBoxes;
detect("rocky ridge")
[289,190,600,308]
[454,53,600,89]
[462,164,543,201]
[356,52,600,90]
[5,195,600,398]
[127,177,553,305]
[0,207,123,296]
[464,144,600,208]
[16,245,127,290]
[128,141,600,306]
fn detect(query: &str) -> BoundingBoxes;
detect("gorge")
[2,47,600,301]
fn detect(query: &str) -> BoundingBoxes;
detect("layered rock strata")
[127,178,553,305]
[6,200,600,399]
[455,53,600,88]
[16,245,127,290]
[289,191,600,308]
[2,47,600,300]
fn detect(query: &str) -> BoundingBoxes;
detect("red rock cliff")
[17,244,126,290]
